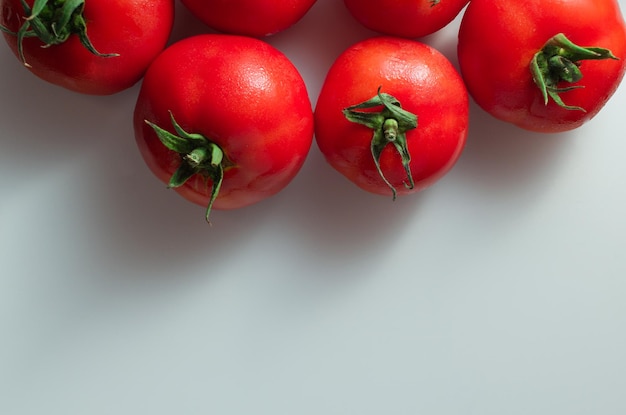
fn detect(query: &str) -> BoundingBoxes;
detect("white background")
[2,1,626,414]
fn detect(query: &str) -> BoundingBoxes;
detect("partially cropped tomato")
[180,0,317,37]
[134,34,314,222]
[314,37,469,199]
[0,0,174,95]
[458,0,626,132]
[343,0,469,38]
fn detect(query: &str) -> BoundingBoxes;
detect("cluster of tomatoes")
[2,0,625,223]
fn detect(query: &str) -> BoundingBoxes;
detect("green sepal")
[145,112,209,154]
[27,0,47,17]
[145,111,229,224]
[530,33,619,112]
[343,86,418,200]
[145,118,196,155]
[0,0,118,67]
[168,158,199,189]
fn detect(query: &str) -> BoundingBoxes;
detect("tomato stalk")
[343,87,417,200]
[530,33,618,111]
[145,112,232,224]
[0,0,118,67]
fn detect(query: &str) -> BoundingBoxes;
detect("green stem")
[0,0,118,67]
[530,33,619,111]
[343,87,417,200]
[145,111,232,224]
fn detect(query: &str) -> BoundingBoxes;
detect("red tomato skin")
[133,34,314,211]
[0,0,175,95]
[343,0,469,38]
[180,0,317,37]
[458,0,626,132]
[314,36,469,198]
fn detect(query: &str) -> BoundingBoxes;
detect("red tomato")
[314,37,469,199]
[457,0,626,132]
[343,0,469,38]
[180,0,317,37]
[133,34,314,222]
[0,0,174,95]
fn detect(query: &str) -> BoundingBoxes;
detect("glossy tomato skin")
[134,34,314,211]
[180,0,317,37]
[0,0,175,95]
[314,36,469,198]
[343,0,469,38]
[458,0,626,132]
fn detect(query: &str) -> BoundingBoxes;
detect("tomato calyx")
[0,0,119,67]
[343,87,417,200]
[145,111,233,224]
[530,33,619,111]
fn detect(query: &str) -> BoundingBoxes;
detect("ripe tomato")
[314,36,469,199]
[180,0,317,37]
[457,0,626,133]
[343,0,469,38]
[0,0,174,95]
[133,34,314,223]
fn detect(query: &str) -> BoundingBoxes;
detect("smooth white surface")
[2,1,626,414]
